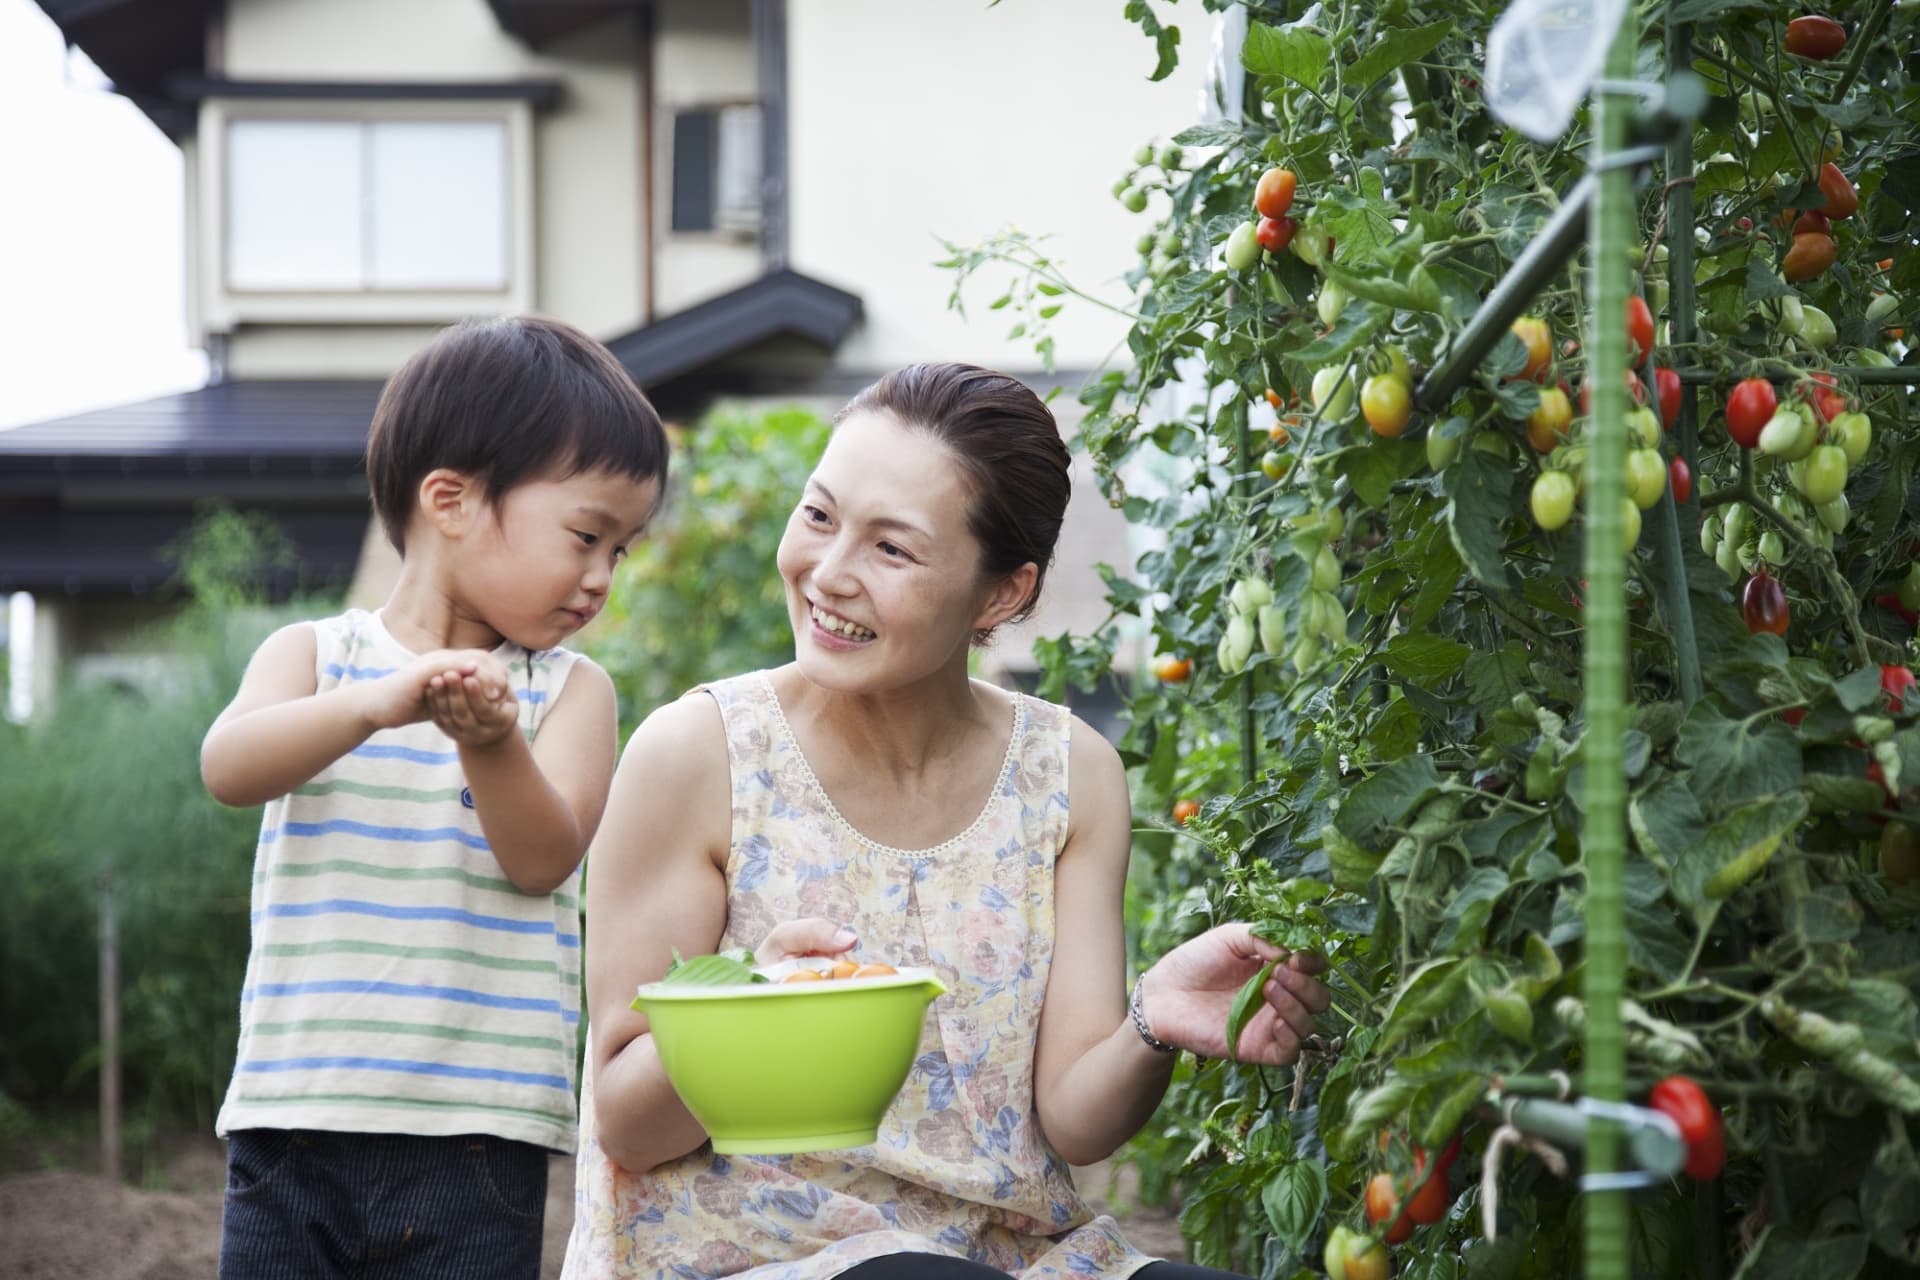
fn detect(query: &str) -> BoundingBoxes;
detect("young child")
[201,314,667,1278]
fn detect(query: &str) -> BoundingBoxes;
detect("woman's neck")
[780,663,1005,784]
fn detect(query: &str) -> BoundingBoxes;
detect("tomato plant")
[941,1,1920,1274]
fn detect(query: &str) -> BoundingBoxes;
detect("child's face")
[457,467,658,651]
[775,410,997,689]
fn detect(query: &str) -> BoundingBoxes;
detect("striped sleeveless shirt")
[215,608,585,1152]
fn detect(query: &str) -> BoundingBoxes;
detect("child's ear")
[418,469,481,539]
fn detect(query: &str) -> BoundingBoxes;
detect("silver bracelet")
[1129,974,1179,1054]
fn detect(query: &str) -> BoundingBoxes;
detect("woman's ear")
[418,469,480,541]
[972,562,1040,634]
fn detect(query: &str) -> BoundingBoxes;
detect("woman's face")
[776,410,1012,689]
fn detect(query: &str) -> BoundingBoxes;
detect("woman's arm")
[1033,719,1332,1166]
[1032,719,1177,1166]
[582,691,735,1173]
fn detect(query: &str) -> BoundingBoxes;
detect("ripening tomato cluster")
[1700,371,1879,637]
[1322,1132,1462,1277]
[781,960,898,984]
[1215,535,1350,680]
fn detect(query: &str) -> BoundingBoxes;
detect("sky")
[0,0,206,431]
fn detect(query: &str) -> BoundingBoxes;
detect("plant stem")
[1829,0,1893,105]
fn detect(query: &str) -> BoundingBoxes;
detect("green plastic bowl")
[631,967,947,1154]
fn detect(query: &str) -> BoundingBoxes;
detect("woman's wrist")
[1128,971,1179,1055]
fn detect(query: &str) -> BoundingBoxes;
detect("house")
[2,0,1210,713]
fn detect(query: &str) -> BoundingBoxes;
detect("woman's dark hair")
[365,315,669,552]
[837,363,1071,644]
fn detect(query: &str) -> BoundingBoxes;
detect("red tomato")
[1655,366,1682,429]
[1669,456,1692,505]
[1742,571,1790,636]
[1364,1173,1414,1245]
[1626,295,1654,367]
[1254,167,1297,219]
[1580,369,1647,416]
[1404,1152,1450,1225]
[1725,378,1777,448]
[1817,162,1858,219]
[1785,15,1847,59]
[1256,215,1297,255]
[1883,666,1917,713]
[1648,1076,1725,1181]
[1784,232,1838,282]
[1791,209,1832,238]
[1802,371,1849,424]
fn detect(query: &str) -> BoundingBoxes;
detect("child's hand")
[358,649,482,731]
[424,651,520,747]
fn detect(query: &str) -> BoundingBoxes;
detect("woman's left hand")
[1136,922,1331,1065]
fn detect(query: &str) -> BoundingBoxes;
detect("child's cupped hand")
[422,650,518,746]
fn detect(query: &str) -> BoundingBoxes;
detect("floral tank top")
[562,670,1156,1279]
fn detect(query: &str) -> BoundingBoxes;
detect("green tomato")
[1803,443,1849,504]
[1229,577,1273,613]
[1716,535,1743,580]
[1759,408,1814,459]
[1257,603,1287,657]
[1531,470,1577,531]
[1312,366,1355,422]
[1759,529,1786,565]
[1135,232,1157,255]
[1426,421,1464,471]
[1829,411,1872,468]
[1157,228,1184,255]
[1701,518,1721,557]
[1323,1225,1353,1280]
[1223,221,1261,272]
[1472,431,1513,460]
[1292,224,1327,268]
[1111,175,1134,199]
[1628,406,1661,449]
[1797,305,1838,352]
[1119,186,1149,213]
[1900,563,1920,614]
[1817,493,1850,534]
[1857,347,1896,369]
[1317,281,1349,328]
[1132,141,1155,166]
[1383,346,1413,387]
[1776,296,1806,336]
[1312,545,1342,592]
[1627,447,1668,510]
[1260,448,1291,481]
[1622,496,1643,551]
[1155,142,1184,170]
[1317,591,1349,643]
[1724,502,1752,547]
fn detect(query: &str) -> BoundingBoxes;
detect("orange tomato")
[1784,232,1838,283]
[828,960,859,980]
[1269,422,1292,446]
[852,963,898,978]
[1365,1172,1414,1245]
[1509,317,1552,381]
[1254,168,1297,219]
[1526,387,1573,453]
[1817,161,1857,219]
[1153,655,1193,683]
[783,969,826,983]
[1173,799,1202,824]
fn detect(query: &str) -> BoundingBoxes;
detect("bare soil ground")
[0,1138,1183,1278]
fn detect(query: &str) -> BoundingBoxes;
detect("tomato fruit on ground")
[1743,571,1790,636]
[1172,798,1201,824]
[1785,232,1837,282]
[1883,665,1917,712]
[1510,316,1552,381]
[1669,456,1692,505]
[1655,366,1681,429]
[1817,161,1858,218]
[1257,215,1297,255]
[1152,655,1193,683]
[1626,295,1654,367]
[1785,15,1846,59]
[1531,471,1576,531]
[1526,387,1572,452]
[1725,378,1777,448]
[1648,1076,1726,1181]
[1364,1173,1414,1244]
[1882,824,1920,886]
[1254,167,1297,219]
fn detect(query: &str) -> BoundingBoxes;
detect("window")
[670,103,762,236]
[226,118,509,293]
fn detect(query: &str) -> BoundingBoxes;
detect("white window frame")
[199,98,535,327]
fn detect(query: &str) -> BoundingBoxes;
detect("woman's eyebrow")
[809,481,932,542]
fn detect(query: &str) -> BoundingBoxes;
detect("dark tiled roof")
[606,268,863,389]
[0,380,381,476]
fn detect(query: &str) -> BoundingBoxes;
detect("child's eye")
[612,545,629,564]
[575,531,599,547]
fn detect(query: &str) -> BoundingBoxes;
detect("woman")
[565,364,1330,1279]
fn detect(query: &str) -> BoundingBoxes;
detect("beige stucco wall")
[215,0,643,378]
[786,0,1211,373]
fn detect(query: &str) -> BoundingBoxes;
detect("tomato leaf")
[1672,792,1808,912]
[1744,255,1792,304]
[1380,635,1470,684]
[1260,1160,1326,1254]
[1290,301,1386,366]
[1346,20,1452,91]
[1242,22,1330,92]
[1441,450,1515,589]
[1335,754,1444,845]
[1225,958,1278,1056]
[1434,865,1508,953]
[1629,777,1709,866]
[1676,702,1804,809]
[1380,958,1468,1053]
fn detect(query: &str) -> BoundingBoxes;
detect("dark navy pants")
[841,1257,1247,1278]
[219,1129,548,1279]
